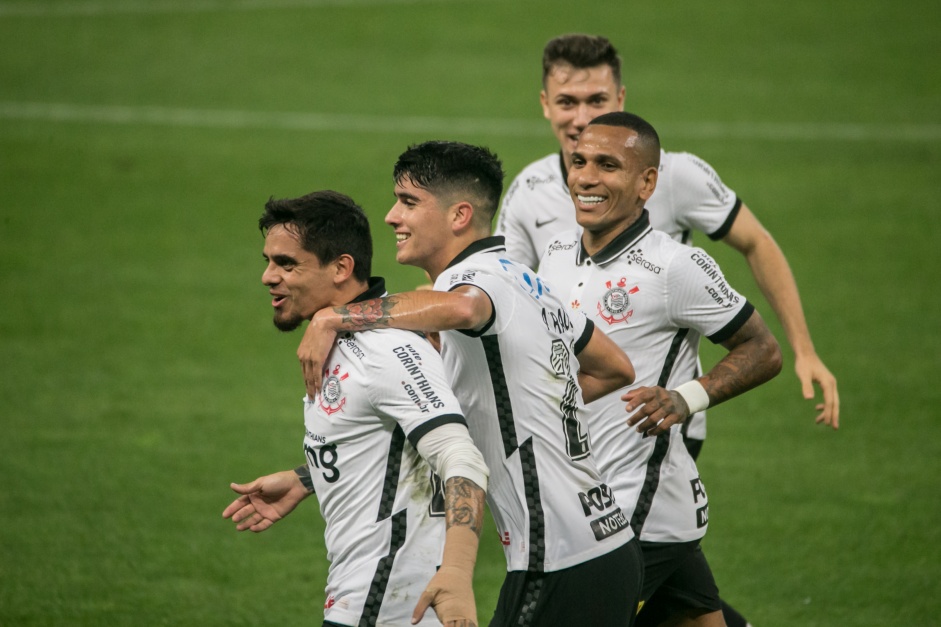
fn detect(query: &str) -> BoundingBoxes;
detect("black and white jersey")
[495,150,742,440]
[433,237,632,573]
[304,278,467,626]
[538,213,754,542]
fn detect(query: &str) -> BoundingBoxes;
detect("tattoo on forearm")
[335,296,399,330]
[706,317,782,404]
[444,477,485,538]
[294,464,315,493]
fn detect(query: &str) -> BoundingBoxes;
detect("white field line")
[1,101,939,142]
[0,0,471,17]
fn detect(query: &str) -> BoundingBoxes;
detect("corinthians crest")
[319,364,349,415]
[597,278,639,325]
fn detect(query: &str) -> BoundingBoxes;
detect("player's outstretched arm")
[722,203,840,428]
[221,467,313,533]
[625,310,782,436]
[298,286,492,398]
[575,324,636,403]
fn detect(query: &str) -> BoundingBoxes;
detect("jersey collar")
[350,276,387,303]
[444,235,506,270]
[557,151,570,193]
[576,210,653,267]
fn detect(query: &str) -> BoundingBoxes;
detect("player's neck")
[333,279,371,307]
[580,211,643,257]
[424,230,489,281]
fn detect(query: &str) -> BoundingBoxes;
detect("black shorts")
[490,538,644,627]
[636,539,721,623]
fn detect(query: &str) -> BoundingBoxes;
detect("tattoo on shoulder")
[337,296,398,330]
[445,476,485,537]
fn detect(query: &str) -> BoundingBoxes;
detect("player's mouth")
[576,194,606,206]
[270,293,288,308]
[395,232,411,246]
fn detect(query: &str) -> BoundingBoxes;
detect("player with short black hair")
[223,190,490,627]
[297,142,645,626]
[539,112,783,626]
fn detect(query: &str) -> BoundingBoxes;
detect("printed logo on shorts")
[597,278,639,325]
[319,364,349,415]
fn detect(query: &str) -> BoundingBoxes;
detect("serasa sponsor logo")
[339,334,365,360]
[630,252,661,274]
[547,239,577,254]
[526,174,557,190]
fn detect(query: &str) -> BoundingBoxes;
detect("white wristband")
[673,380,710,414]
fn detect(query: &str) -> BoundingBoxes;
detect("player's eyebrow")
[263,253,298,266]
[396,190,419,200]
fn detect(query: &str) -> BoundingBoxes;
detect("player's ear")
[540,89,551,120]
[450,200,475,233]
[616,84,626,110]
[332,253,356,285]
[639,166,658,201]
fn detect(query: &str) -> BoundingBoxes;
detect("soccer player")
[537,111,782,626]
[296,141,645,626]
[222,190,490,627]
[494,34,839,457]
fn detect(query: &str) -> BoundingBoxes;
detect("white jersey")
[433,237,633,573]
[495,150,742,441]
[538,212,754,543]
[304,278,466,626]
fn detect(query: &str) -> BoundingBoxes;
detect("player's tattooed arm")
[444,477,485,538]
[299,288,492,397]
[704,309,783,404]
[412,476,485,625]
[625,310,782,436]
[334,296,399,330]
[293,464,315,494]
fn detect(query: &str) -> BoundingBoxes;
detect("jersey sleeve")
[437,260,540,338]
[494,175,540,269]
[414,423,489,490]
[364,334,468,443]
[667,152,742,241]
[664,247,755,342]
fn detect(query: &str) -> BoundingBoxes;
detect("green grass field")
[1,0,939,624]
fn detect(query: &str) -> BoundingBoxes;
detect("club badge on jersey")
[598,278,639,325]
[319,364,349,415]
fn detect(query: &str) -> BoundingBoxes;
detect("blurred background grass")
[1,0,939,624]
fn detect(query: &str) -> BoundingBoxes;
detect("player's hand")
[222,470,309,533]
[795,353,839,429]
[297,310,338,400]
[411,565,477,626]
[623,386,690,437]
